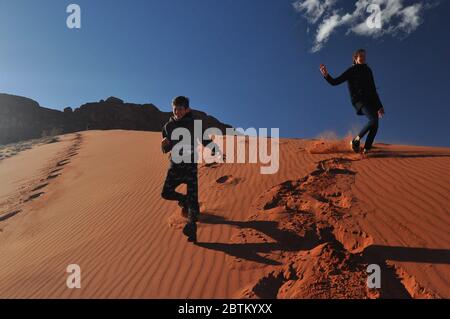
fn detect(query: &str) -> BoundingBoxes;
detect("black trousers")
[161,163,199,223]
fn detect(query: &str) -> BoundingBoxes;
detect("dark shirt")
[324,63,384,115]
[162,111,216,164]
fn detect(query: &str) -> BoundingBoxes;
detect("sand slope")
[0,131,448,298]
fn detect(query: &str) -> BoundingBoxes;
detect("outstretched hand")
[319,64,328,77]
[211,146,226,162]
[378,107,385,119]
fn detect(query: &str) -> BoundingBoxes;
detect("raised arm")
[320,64,352,86]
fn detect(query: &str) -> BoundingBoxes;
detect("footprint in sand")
[49,168,63,175]
[204,162,222,169]
[25,192,45,202]
[0,210,22,222]
[215,175,242,186]
[31,183,49,192]
[57,159,70,167]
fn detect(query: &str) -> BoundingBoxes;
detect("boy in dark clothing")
[161,96,220,243]
[320,49,385,153]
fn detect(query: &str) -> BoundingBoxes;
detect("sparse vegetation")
[41,127,63,138]
[0,133,62,162]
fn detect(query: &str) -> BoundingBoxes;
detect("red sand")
[0,130,448,298]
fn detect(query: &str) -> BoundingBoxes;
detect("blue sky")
[0,0,448,146]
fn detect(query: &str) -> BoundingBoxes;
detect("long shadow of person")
[194,212,320,266]
[195,213,449,298]
[361,245,450,298]
[363,148,450,159]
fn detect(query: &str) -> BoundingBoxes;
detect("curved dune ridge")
[0,130,448,298]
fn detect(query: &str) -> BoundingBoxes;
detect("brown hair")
[352,48,366,65]
[172,96,190,109]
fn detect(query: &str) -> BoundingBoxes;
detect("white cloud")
[313,12,353,52]
[293,0,440,52]
[388,3,423,36]
[292,0,337,23]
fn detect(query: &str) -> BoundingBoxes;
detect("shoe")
[350,138,360,153]
[362,148,370,155]
[178,200,188,218]
[182,222,197,243]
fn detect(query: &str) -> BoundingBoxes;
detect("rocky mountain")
[0,94,232,145]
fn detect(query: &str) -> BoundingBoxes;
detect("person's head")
[352,48,366,65]
[171,96,190,120]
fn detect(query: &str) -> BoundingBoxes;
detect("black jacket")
[162,111,215,163]
[324,63,384,115]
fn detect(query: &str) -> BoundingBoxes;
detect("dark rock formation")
[0,93,232,145]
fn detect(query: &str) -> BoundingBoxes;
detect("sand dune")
[0,130,448,298]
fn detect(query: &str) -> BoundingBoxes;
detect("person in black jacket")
[320,48,385,153]
[161,96,220,243]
